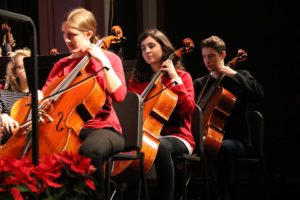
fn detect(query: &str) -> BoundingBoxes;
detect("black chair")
[232,110,265,199]
[105,92,149,200]
[174,104,209,200]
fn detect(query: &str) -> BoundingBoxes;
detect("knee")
[78,142,93,157]
[159,138,172,152]
[156,140,173,163]
[79,142,105,159]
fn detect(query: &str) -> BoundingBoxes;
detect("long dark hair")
[131,29,184,82]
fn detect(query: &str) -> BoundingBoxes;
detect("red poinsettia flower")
[0,151,97,199]
[9,187,23,200]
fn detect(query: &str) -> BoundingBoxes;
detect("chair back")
[246,110,264,158]
[113,92,143,151]
[191,104,204,156]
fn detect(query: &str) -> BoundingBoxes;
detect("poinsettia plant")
[0,152,97,200]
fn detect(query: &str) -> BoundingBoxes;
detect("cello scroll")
[1,23,16,55]
[228,49,247,68]
[100,25,126,50]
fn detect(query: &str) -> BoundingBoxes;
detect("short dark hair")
[200,35,226,52]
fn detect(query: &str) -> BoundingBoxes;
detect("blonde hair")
[63,7,98,43]
[6,48,31,92]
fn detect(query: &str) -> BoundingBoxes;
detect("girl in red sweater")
[128,29,195,200]
[41,8,127,199]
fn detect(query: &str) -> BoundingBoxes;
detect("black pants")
[123,136,189,200]
[213,139,248,200]
[154,137,189,200]
[79,128,125,200]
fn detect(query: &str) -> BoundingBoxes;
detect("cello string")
[196,75,211,106]
[41,66,108,101]
[143,80,177,103]
[49,38,106,99]
[18,66,108,130]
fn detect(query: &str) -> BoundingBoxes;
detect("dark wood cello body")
[197,49,248,156]
[201,86,236,156]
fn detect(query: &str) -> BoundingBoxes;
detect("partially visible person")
[40,8,127,200]
[0,48,30,144]
[128,28,195,200]
[194,35,264,200]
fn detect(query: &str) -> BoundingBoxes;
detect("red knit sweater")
[128,69,195,149]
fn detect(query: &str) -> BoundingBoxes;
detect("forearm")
[103,67,122,93]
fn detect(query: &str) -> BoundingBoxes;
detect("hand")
[88,44,112,69]
[1,113,19,134]
[28,90,44,103]
[161,59,179,80]
[38,90,54,112]
[218,65,237,77]
[37,90,44,102]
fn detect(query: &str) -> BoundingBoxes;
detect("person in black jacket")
[194,35,264,200]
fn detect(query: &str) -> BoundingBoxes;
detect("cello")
[1,23,16,55]
[110,38,194,176]
[0,26,125,160]
[196,49,247,156]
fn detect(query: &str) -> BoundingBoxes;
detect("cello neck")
[140,49,177,101]
[141,71,162,101]
[49,38,106,102]
[197,49,248,108]
[197,68,228,109]
[141,37,194,101]
[140,49,180,101]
